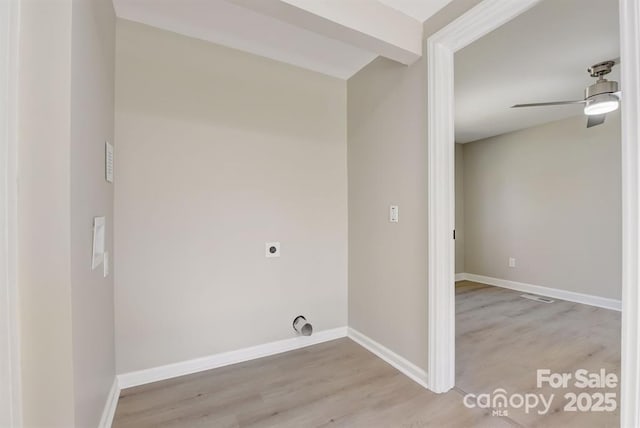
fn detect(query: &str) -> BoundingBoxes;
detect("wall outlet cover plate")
[390,205,399,223]
[103,251,109,278]
[92,216,106,269]
[265,242,280,258]
[105,142,114,183]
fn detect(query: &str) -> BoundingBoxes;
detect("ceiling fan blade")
[511,100,585,108]
[587,114,606,128]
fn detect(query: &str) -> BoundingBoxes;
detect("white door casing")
[0,0,21,426]
[426,0,542,394]
[426,0,640,426]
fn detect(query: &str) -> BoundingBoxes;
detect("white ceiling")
[113,0,455,79]
[113,0,377,79]
[378,0,454,22]
[455,0,620,143]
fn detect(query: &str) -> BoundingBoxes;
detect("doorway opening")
[427,0,640,426]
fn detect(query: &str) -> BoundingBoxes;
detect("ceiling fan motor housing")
[585,79,618,99]
[588,60,616,77]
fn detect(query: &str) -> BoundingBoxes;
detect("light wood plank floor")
[113,281,620,427]
[113,338,508,428]
[456,281,620,428]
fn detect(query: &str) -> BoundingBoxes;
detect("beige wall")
[70,0,116,426]
[461,114,622,299]
[455,143,465,274]
[346,0,481,372]
[18,1,75,425]
[18,0,116,426]
[347,56,428,369]
[114,20,348,373]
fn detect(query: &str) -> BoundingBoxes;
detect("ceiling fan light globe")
[584,93,620,116]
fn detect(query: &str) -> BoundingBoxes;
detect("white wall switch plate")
[92,216,106,269]
[265,242,280,258]
[509,257,516,268]
[105,141,114,183]
[390,205,399,223]
[103,251,109,277]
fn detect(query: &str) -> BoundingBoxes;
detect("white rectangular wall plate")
[92,216,106,269]
[389,205,399,223]
[105,141,114,183]
[265,242,280,258]
[103,251,109,277]
[509,257,516,268]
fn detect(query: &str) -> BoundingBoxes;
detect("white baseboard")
[455,273,465,282]
[118,327,348,389]
[461,273,621,311]
[98,378,120,428]
[347,327,429,389]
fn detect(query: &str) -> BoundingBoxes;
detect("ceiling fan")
[511,59,622,128]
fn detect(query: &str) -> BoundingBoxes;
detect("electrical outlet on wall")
[389,205,399,223]
[265,242,280,258]
[509,257,516,268]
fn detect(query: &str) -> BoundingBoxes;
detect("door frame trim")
[426,0,542,394]
[0,0,21,426]
[426,0,640,425]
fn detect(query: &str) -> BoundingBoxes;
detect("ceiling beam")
[230,0,423,65]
